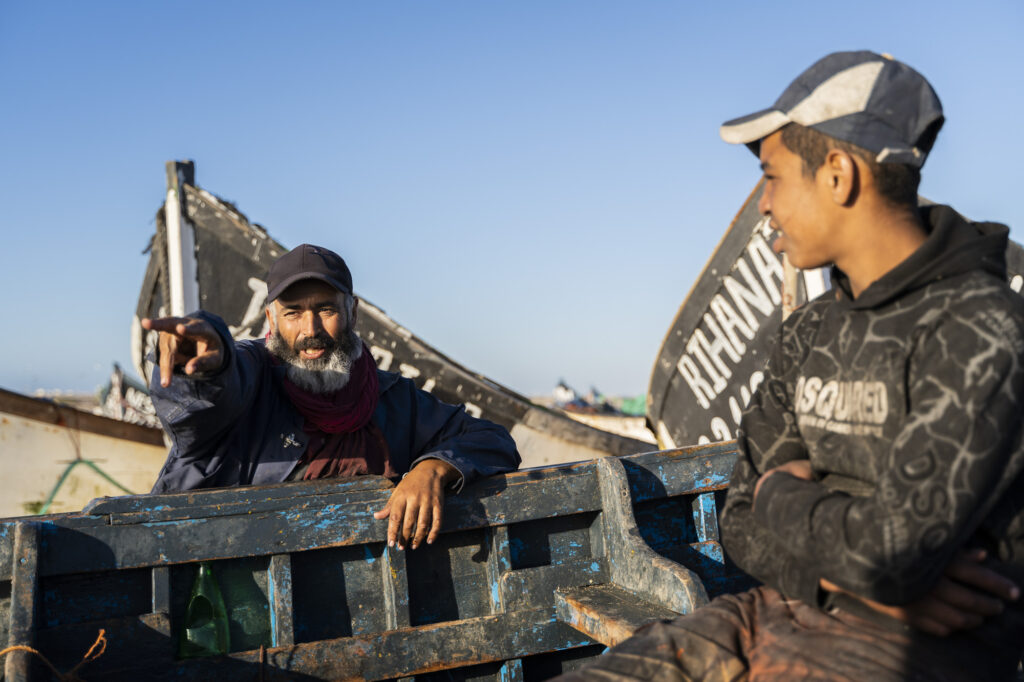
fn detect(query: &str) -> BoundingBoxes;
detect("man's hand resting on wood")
[142,316,225,387]
[374,458,460,551]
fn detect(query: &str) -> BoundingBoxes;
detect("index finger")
[142,316,193,334]
[176,318,222,343]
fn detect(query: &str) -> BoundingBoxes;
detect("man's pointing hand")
[141,316,225,387]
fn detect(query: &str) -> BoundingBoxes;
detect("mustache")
[293,334,337,352]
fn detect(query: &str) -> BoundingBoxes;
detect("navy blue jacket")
[149,312,520,493]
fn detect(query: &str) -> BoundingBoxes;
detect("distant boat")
[133,161,653,469]
[0,387,166,516]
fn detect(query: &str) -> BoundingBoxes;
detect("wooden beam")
[164,160,199,316]
[554,584,678,647]
[268,554,294,647]
[597,457,709,615]
[4,522,40,682]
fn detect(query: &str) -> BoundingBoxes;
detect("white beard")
[266,329,363,394]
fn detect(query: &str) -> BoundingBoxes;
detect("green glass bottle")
[178,562,231,658]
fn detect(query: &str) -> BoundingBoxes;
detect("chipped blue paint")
[5,445,745,677]
[491,581,501,609]
[268,573,279,646]
[498,659,523,682]
[693,541,724,564]
[699,472,729,487]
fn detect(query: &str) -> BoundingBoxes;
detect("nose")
[757,188,771,216]
[300,310,322,337]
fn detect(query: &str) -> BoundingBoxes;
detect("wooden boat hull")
[133,162,651,468]
[649,185,1024,450]
[0,388,166,517]
[0,443,748,680]
[648,181,828,449]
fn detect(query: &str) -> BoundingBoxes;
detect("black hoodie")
[720,205,1024,677]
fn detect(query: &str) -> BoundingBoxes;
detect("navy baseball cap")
[720,51,944,167]
[266,244,353,302]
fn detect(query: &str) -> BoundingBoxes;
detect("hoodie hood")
[833,205,1009,310]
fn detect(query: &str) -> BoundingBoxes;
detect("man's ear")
[823,149,858,206]
[350,296,359,327]
[265,305,276,334]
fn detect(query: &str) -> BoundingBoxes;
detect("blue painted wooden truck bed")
[1,441,749,681]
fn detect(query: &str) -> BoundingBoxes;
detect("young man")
[557,51,1024,681]
[143,244,520,551]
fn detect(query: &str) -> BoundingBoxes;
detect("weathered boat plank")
[500,559,608,611]
[83,473,393,517]
[1,445,748,680]
[268,554,294,647]
[597,457,708,616]
[4,522,40,682]
[554,584,679,647]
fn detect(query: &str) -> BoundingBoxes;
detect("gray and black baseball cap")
[720,51,944,167]
[266,244,353,302]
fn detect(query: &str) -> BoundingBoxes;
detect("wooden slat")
[691,491,721,544]
[84,474,395,517]
[554,584,679,647]
[623,443,736,502]
[500,559,608,612]
[498,658,525,682]
[4,522,39,682]
[268,554,294,647]
[149,606,595,681]
[382,545,410,630]
[151,566,171,623]
[486,525,511,613]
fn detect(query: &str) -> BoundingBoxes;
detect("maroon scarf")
[275,342,394,480]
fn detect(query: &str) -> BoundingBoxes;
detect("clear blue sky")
[1,1,1021,398]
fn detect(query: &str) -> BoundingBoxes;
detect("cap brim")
[267,272,352,302]
[720,108,791,145]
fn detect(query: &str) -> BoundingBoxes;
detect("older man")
[143,244,520,550]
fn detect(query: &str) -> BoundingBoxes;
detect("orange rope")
[0,628,106,681]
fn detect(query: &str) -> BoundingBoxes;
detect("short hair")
[779,123,920,209]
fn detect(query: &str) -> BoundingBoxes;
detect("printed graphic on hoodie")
[793,376,888,437]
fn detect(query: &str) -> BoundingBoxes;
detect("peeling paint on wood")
[554,584,679,647]
[0,444,747,680]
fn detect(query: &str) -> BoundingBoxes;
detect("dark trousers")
[552,586,983,682]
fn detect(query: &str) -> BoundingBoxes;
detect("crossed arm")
[722,307,1024,636]
[754,459,1018,636]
